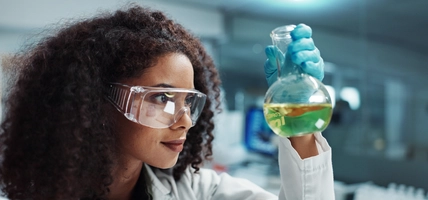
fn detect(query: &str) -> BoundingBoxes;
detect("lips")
[161,139,185,152]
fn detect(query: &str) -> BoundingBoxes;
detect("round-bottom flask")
[263,25,333,138]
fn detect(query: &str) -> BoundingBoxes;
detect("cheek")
[117,119,148,145]
[146,105,156,117]
[114,115,160,156]
[113,115,180,168]
[115,115,148,148]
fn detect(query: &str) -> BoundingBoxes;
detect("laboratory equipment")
[263,25,333,137]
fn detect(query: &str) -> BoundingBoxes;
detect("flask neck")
[279,53,302,78]
[270,24,300,79]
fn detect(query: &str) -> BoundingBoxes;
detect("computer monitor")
[244,107,277,156]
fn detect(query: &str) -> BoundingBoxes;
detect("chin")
[157,165,175,169]
[150,158,179,169]
[156,163,176,169]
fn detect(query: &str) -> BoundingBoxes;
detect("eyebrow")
[150,83,175,88]
[150,83,195,90]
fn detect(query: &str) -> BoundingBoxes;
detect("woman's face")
[114,53,195,169]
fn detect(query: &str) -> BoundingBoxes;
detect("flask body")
[263,25,333,137]
[264,74,332,137]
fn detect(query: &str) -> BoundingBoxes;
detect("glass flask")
[263,25,333,138]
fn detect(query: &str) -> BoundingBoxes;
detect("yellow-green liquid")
[263,103,332,137]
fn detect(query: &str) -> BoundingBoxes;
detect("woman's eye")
[151,92,174,104]
[185,94,195,106]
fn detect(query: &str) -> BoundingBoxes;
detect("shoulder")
[181,166,221,183]
[145,164,276,199]
[147,164,222,184]
[145,164,222,199]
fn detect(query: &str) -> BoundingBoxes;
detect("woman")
[0,4,334,200]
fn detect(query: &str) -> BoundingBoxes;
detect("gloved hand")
[264,23,324,87]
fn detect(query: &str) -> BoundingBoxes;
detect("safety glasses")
[106,83,207,129]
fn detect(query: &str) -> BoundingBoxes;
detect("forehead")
[125,53,194,88]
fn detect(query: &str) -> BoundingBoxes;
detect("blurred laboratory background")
[1,0,428,199]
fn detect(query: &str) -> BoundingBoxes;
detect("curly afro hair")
[0,4,221,199]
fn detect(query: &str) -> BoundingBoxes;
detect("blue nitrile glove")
[264,23,324,87]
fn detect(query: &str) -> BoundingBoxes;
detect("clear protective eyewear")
[106,83,207,128]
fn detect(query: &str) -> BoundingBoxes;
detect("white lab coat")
[146,132,335,200]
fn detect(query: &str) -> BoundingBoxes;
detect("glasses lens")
[137,90,206,128]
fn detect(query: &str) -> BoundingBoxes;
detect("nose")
[170,107,193,130]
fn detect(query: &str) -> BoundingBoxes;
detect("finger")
[265,45,284,72]
[264,61,279,86]
[301,58,324,81]
[264,59,276,78]
[288,38,315,53]
[291,23,312,40]
[265,45,277,69]
[291,48,321,65]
